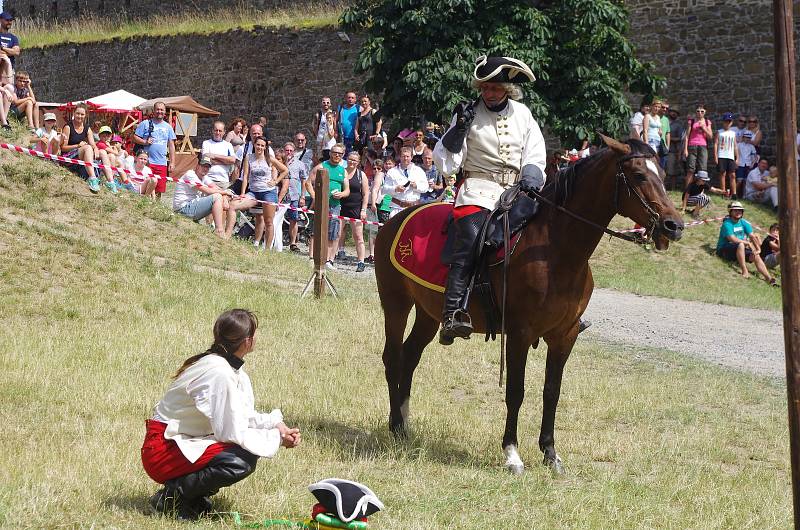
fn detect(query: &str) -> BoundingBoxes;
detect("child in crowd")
[681,170,723,218]
[31,112,61,154]
[714,112,739,197]
[760,223,780,269]
[94,125,122,192]
[441,174,457,204]
[130,151,158,198]
[7,71,39,130]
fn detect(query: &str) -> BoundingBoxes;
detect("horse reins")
[530,153,661,245]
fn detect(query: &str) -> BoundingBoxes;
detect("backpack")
[134,119,154,155]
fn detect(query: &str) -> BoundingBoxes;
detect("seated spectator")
[382,147,429,218]
[201,121,237,188]
[744,158,778,210]
[715,201,776,285]
[129,151,157,197]
[681,171,723,218]
[60,104,112,193]
[109,134,128,172]
[760,223,780,269]
[31,112,60,154]
[173,155,234,239]
[7,71,38,130]
[418,148,443,203]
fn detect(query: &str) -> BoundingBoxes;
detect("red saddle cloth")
[389,203,517,292]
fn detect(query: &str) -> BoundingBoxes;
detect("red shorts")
[141,419,234,484]
[150,164,168,194]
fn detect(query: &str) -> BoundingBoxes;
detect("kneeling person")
[172,155,233,238]
[142,309,301,520]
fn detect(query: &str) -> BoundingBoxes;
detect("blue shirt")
[135,119,176,166]
[338,104,358,140]
[717,217,752,251]
[0,32,19,67]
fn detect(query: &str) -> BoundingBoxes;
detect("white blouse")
[152,354,284,463]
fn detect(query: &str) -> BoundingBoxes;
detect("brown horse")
[374,135,684,474]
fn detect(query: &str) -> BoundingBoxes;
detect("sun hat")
[198,154,213,166]
[43,112,57,122]
[98,125,113,135]
[696,170,710,181]
[728,201,745,211]
[111,135,123,143]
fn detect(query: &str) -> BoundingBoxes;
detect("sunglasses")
[696,109,705,113]
[330,151,344,156]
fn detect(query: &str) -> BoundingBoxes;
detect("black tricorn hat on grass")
[308,478,384,523]
[473,55,536,83]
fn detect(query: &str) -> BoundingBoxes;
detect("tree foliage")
[340,0,664,147]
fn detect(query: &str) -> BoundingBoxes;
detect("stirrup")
[439,310,473,345]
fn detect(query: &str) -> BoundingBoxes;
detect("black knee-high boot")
[440,209,488,345]
[150,446,258,520]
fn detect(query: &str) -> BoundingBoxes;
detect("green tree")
[340,0,664,147]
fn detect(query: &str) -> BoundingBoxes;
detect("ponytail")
[173,309,258,379]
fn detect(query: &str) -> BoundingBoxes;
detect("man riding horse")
[433,55,547,346]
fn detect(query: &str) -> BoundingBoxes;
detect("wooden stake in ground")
[301,167,337,298]
[773,0,800,525]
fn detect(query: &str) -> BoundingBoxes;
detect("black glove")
[519,164,545,193]
[441,100,476,153]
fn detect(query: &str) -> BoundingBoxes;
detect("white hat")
[43,112,57,122]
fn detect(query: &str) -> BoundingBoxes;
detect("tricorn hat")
[473,55,535,84]
[309,478,384,523]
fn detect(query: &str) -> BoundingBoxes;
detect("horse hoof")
[543,454,564,475]
[389,423,408,438]
[506,463,525,475]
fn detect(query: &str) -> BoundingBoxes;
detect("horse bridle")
[531,153,661,245]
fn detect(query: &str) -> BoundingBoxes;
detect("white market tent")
[61,89,146,112]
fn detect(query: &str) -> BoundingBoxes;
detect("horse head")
[599,133,684,250]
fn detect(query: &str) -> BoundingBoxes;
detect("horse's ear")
[597,132,631,155]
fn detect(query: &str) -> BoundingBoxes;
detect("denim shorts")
[285,200,300,221]
[328,204,341,241]
[246,189,278,205]
[177,194,218,221]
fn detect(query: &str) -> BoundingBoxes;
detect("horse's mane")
[540,138,654,206]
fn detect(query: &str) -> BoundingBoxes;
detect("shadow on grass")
[101,491,235,517]
[298,415,482,467]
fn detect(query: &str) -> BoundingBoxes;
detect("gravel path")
[584,288,786,379]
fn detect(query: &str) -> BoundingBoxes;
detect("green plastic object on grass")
[231,511,312,529]
[315,513,368,530]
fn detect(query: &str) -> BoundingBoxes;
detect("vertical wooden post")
[773,0,800,525]
[312,168,330,298]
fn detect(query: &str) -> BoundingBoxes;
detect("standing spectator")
[642,102,663,157]
[270,148,291,252]
[338,151,370,272]
[744,158,778,210]
[317,111,337,162]
[629,100,650,139]
[293,132,313,173]
[172,155,233,239]
[282,141,308,252]
[713,112,739,197]
[715,201,776,285]
[424,121,441,143]
[365,158,388,264]
[658,100,671,167]
[201,120,237,187]
[305,144,350,267]
[419,149,443,202]
[133,101,176,200]
[355,95,381,152]
[382,147,429,218]
[411,129,427,164]
[760,223,781,270]
[0,12,20,86]
[60,104,105,193]
[336,92,359,155]
[682,105,713,190]
[312,97,335,161]
[225,117,247,150]
[735,114,757,192]
[31,112,60,154]
[142,308,300,520]
[258,115,271,144]
[666,107,685,189]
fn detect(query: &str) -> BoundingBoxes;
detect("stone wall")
[626,0,798,158]
[18,27,364,144]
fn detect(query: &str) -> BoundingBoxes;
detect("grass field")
[0,141,790,528]
[15,3,344,48]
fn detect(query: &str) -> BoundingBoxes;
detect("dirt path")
[583,288,785,379]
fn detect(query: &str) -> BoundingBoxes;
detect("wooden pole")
[773,0,800,525]
[312,168,330,298]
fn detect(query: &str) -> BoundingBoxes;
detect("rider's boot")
[440,210,488,346]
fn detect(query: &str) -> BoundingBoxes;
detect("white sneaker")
[326,260,336,270]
